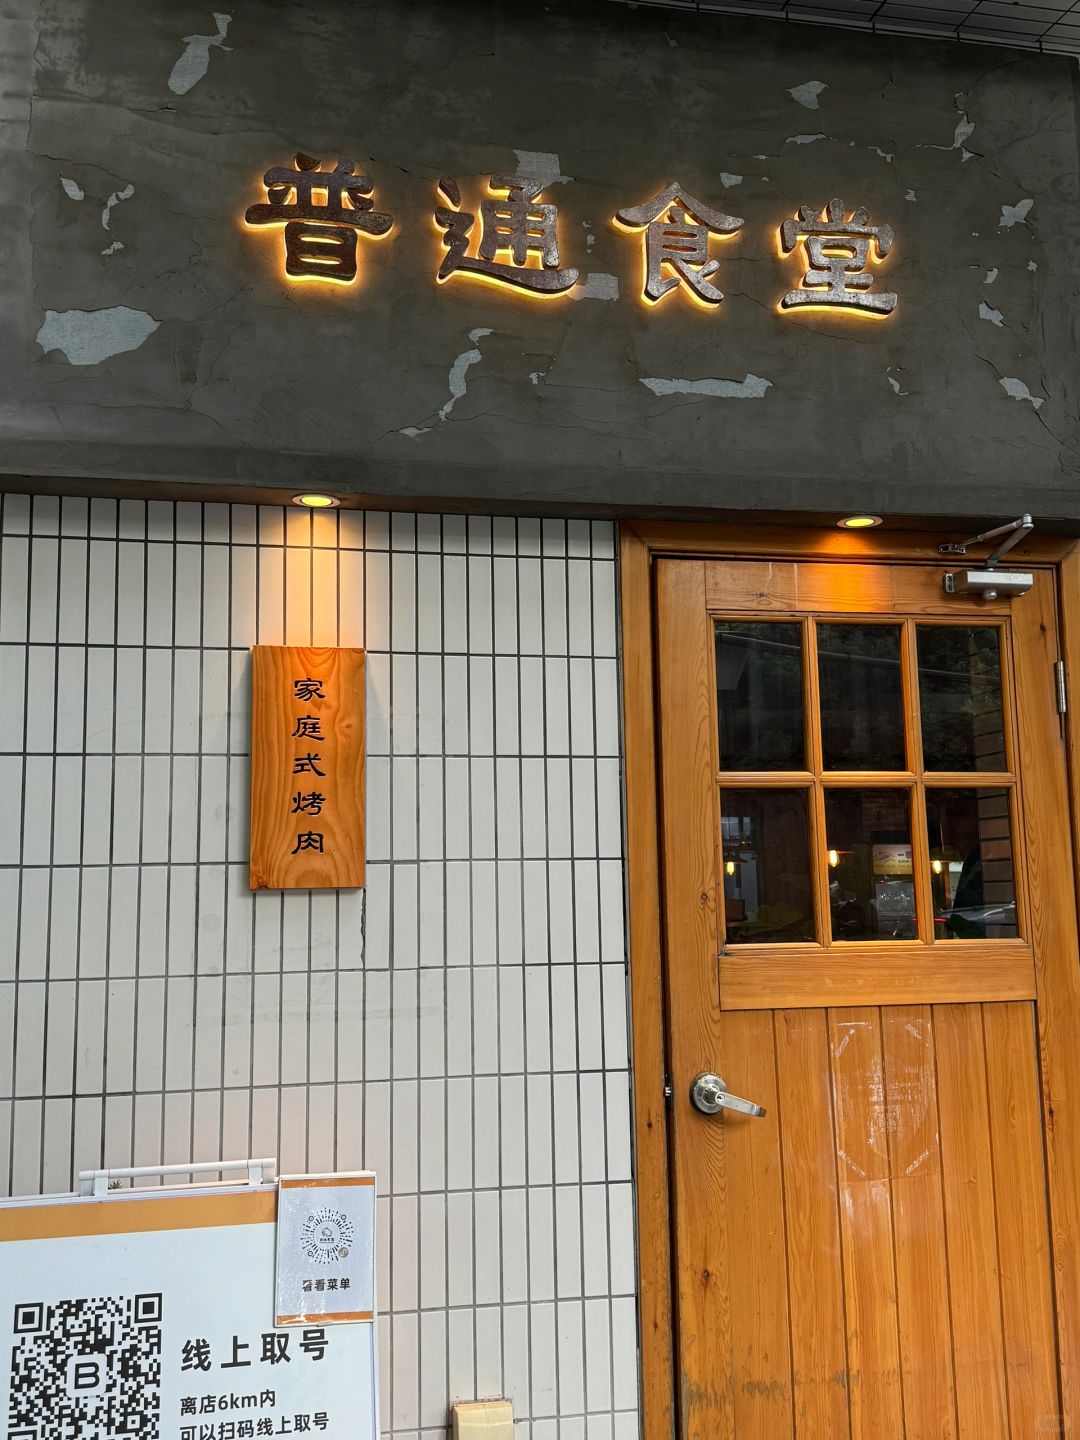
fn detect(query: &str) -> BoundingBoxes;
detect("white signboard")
[274,1174,375,1326]
[0,1183,377,1440]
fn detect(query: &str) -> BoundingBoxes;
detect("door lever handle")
[690,1071,766,1118]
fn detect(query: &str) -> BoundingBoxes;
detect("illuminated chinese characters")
[244,156,898,314]
[436,174,579,293]
[614,183,743,306]
[245,153,393,282]
[779,198,897,315]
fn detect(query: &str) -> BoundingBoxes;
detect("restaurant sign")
[245,155,898,316]
[249,646,366,891]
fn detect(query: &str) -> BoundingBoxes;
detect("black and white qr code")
[7,1293,163,1440]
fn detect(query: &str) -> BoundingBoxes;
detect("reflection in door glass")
[818,624,905,770]
[917,626,1005,771]
[825,789,917,940]
[715,622,804,770]
[720,789,815,944]
[927,788,1018,939]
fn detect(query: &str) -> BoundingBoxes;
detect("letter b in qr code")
[7,1294,162,1440]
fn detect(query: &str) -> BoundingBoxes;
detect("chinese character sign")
[436,174,579,294]
[0,1184,378,1440]
[275,1176,376,1327]
[779,198,897,315]
[245,156,900,316]
[249,647,365,890]
[615,182,743,306]
[245,153,393,283]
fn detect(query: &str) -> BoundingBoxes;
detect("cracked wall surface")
[3,0,1080,522]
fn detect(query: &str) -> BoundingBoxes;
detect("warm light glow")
[725,859,736,876]
[828,849,840,868]
[292,494,340,509]
[837,515,883,530]
[931,858,944,875]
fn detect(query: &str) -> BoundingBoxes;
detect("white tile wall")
[0,494,637,1440]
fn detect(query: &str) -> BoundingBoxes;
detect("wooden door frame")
[620,519,1080,1440]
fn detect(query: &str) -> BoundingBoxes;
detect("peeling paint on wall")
[168,13,231,95]
[60,177,83,200]
[36,306,160,366]
[984,268,999,284]
[99,184,135,253]
[1000,198,1034,228]
[719,172,743,188]
[922,92,976,160]
[999,377,1044,410]
[101,183,134,232]
[887,370,909,396]
[788,80,827,110]
[850,141,894,162]
[400,327,494,436]
[786,133,826,146]
[570,272,619,301]
[512,150,571,186]
[641,375,773,399]
[979,302,1004,326]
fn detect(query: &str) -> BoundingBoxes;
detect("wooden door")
[656,556,1080,1438]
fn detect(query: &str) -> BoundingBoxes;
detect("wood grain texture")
[618,525,677,1440]
[774,1009,849,1437]
[983,1002,1060,1434]
[720,944,1035,1010]
[828,1008,904,1436]
[718,1009,792,1438]
[656,559,735,1440]
[1013,569,1080,1430]
[706,560,1011,617]
[249,645,365,890]
[934,1002,1010,1436]
[623,520,1071,566]
[639,539,1077,1440]
[880,1005,958,1439]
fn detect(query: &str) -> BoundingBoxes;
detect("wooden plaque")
[249,646,365,890]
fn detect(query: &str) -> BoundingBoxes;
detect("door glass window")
[720,789,815,944]
[825,788,917,940]
[927,787,1018,939]
[818,623,905,770]
[715,622,804,770]
[715,614,1021,947]
[917,625,1006,771]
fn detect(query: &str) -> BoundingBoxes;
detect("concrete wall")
[0,493,636,1439]
[2,1,1079,524]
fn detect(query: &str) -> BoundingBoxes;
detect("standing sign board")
[0,1182,377,1440]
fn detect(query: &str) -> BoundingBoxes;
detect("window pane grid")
[714,611,1024,948]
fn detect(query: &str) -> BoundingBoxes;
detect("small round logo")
[301,1207,355,1265]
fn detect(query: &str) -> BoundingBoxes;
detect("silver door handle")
[690,1072,766,1118]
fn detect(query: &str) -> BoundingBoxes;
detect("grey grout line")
[0,500,633,1437]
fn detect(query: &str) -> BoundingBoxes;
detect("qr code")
[7,1293,163,1440]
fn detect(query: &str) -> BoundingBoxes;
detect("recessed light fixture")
[837,514,883,530]
[292,493,340,509]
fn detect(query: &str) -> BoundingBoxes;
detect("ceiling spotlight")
[292,494,340,509]
[837,514,882,530]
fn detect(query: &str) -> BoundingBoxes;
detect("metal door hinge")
[1056,659,1067,715]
